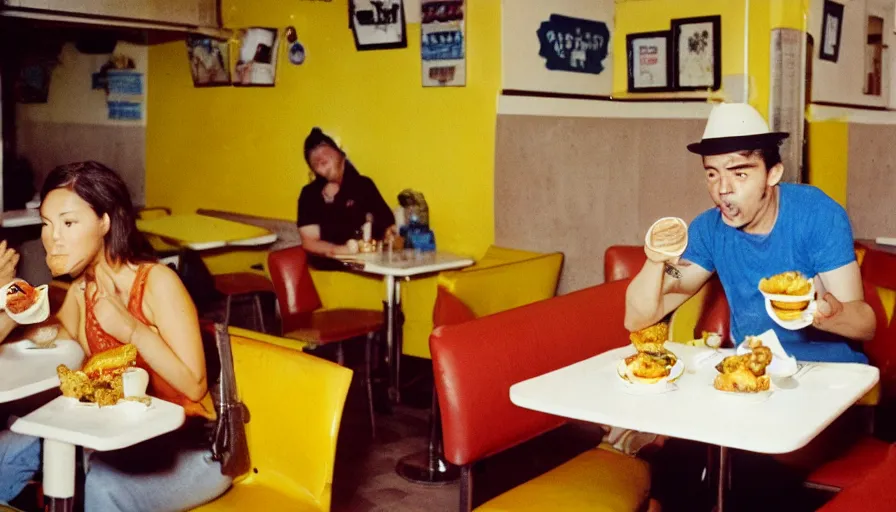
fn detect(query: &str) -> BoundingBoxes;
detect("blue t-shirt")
[681,183,867,363]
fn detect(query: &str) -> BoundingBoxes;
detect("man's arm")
[813,261,876,341]
[298,225,357,257]
[624,255,713,332]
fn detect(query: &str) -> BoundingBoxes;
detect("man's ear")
[101,213,111,236]
[767,162,784,187]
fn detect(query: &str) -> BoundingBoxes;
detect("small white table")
[335,250,474,402]
[11,396,185,511]
[0,340,85,404]
[509,344,880,511]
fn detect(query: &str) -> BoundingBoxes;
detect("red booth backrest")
[430,278,632,467]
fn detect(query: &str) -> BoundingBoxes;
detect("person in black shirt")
[297,128,395,269]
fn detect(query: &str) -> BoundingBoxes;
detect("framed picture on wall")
[671,15,722,91]
[186,36,231,86]
[234,28,279,86]
[350,0,408,51]
[819,0,844,62]
[626,31,672,92]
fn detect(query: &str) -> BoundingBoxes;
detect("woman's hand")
[0,241,20,288]
[88,265,139,343]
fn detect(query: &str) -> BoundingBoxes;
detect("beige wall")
[847,122,896,239]
[495,96,714,293]
[809,0,896,108]
[15,41,147,204]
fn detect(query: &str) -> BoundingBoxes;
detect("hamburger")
[5,280,39,315]
[623,323,678,384]
[759,271,813,321]
[648,218,688,255]
[58,344,138,406]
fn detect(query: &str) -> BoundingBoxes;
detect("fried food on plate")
[625,323,678,384]
[629,322,669,355]
[713,337,772,393]
[759,272,813,321]
[759,271,811,296]
[58,344,138,406]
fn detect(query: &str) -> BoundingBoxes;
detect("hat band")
[687,133,789,156]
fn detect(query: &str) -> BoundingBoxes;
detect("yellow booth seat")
[437,245,564,320]
[477,445,652,512]
[193,327,352,512]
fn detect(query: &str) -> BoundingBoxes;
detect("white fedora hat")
[687,103,789,155]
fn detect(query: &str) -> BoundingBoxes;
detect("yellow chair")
[193,326,352,511]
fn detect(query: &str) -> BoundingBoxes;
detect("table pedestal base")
[396,450,460,486]
[43,439,75,512]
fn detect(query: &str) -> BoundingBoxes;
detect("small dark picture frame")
[819,0,844,62]
[671,15,722,91]
[350,0,408,51]
[626,31,672,92]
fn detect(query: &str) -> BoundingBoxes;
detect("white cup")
[123,367,150,398]
[1,284,51,325]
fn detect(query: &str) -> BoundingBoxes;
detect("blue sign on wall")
[536,14,610,75]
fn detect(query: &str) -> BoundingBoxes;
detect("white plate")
[764,298,817,330]
[713,385,774,403]
[616,356,685,386]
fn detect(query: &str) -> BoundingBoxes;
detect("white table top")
[1,209,41,228]
[0,340,85,403]
[510,344,879,454]
[11,395,185,451]
[334,250,474,277]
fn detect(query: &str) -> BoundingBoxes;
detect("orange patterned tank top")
[84,263,211,418]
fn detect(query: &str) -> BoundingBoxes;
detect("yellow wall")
[146,0,500,358]
[806,119,849,206]
[146,0,499,259]
[613,0,809,119]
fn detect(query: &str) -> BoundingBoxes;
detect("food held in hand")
[759,271,813,320]
[624,323,678,384]
[713,337,772,393]
[4,280,39,314]
[57,344,138,406]
[649,218,687,254]
[47,254,68,276]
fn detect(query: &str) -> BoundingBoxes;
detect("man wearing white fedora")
[625,102,875,363]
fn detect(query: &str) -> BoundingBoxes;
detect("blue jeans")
[0,429,40,504]
[0,428,231,511]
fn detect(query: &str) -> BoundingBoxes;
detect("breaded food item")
[58,344,138,406]
[713,338,773,393]
[760,272,813,321]
[625,323,677,384]
[629,323,669,355]
[46,254,68,277]
[759,271,811,296]
[5,280,39,314]
[649,218,687,253]
[624,352,677,383]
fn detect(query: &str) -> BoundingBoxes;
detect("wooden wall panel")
[848,123,896,239]
[495,114,713,293]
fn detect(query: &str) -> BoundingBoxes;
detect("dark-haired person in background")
[297,127,395,269]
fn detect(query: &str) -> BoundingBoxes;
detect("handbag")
[208,323,252,478]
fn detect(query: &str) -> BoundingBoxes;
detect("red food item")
[5,281,38,314]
